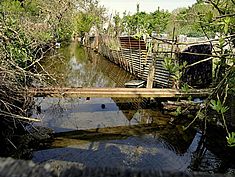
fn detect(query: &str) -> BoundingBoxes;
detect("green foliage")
[113,13,122,36]
[22,0,41,16]
[162,58,187,87]
[73,0,107,35]
[133,32,143,40]
[210,98,232,146]
[181,83,190,93]
[178,0,234,144]
[226,132,235,147]
[223,17,231,35]
[0,0,24,12]
[0,0,80,69]
[34,31,53,43]
[173,106,182,116]
[210,99,229,114]
[1,20,32,67]
[163,58,187,74]
[74,13,95,34]
[121,9,170,35]
[56,20,73,42]
[162,58,177,74]
[165,2,219,37]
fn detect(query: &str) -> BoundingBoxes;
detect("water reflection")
[42,42,134,87]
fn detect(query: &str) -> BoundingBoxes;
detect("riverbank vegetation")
[174,0,235,147]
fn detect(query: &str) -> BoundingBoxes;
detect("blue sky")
[99,0,197,14]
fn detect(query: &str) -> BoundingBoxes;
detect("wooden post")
[95,30,99,51]
[146,62,155,88]
[171,26,176,58]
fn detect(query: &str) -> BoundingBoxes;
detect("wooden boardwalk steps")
[27,87,211,98]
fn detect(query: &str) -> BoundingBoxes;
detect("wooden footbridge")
[27,87,211,98]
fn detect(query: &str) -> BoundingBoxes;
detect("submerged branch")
[0,110,41,122]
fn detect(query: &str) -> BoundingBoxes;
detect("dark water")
[31,42,235,174]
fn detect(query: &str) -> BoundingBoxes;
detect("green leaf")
[210,99,218,112]
[219,38,225,48]
[162,58,173,72]
[210,99,229,114]
[226,132,235,147]
[174,106,182,116]
[206,11,213,22]
[224,17,231,34]
[221,106,229,114]
[181,83,189,93]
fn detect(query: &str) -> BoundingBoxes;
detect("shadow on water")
[33,124,198,172]
[32,123,235,173]
[31,42,235,174]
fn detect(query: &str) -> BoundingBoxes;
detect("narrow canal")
[31,42,234,174]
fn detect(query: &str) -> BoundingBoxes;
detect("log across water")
[27,87,211,98]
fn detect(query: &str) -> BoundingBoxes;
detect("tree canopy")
[120,7,170,35]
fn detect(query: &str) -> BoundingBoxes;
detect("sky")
[99,0,197,15]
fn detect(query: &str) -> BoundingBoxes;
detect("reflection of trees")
[42,43,134,87]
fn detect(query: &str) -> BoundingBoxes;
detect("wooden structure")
[178,44,212,87]
[27,87,211,98]
[87,35,213,89]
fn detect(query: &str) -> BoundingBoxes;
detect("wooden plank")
[119,37,146,50]
[27,87,211,98]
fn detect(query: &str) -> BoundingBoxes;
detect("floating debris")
[124,80,146,88]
